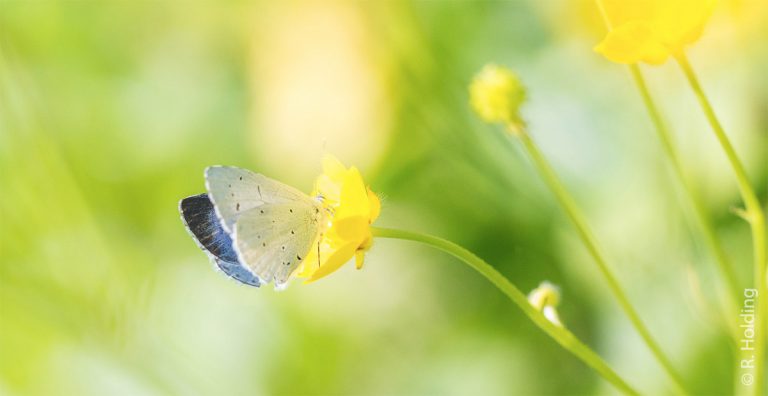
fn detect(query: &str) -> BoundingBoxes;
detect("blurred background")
[1,1,766,395]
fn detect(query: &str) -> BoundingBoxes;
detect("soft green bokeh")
[1,1,766,395]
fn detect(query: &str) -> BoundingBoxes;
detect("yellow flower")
[595,0,716,65]
[528,281,563,326]
[469,64,527,131]
[297,155,381,282]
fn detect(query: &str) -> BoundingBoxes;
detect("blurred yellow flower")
[469,64,527,131]
[297,155,381,282]
[594,0,716,65]
[528,281,563,326]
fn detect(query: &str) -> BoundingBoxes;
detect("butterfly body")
[180,166,326,289]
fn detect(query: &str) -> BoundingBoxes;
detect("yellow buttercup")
[298,155,381,282]
[595,0,716,65]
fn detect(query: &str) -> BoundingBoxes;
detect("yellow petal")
[313,154,347,207]
[367,187,381,222]
[305,240,359,283]
[332,216,368,241]
[335,167,370,219]
[594,20,670,65]
[650,0,715,48]
[314,154,348,205]
[322,154,348,181]
[599,0,655,27]
[314,175,339,204]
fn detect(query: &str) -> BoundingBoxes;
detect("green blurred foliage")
[1,1,766,395]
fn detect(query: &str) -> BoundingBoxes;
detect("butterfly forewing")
[205,166,308,234]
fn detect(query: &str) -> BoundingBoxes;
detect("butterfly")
[179,166,326,289]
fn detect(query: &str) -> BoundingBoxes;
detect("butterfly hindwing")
[179,193,260,287]
[213,257,260,287]
[232,200,323,287]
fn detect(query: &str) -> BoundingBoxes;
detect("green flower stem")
[371,226,639,396]
[514,130,689,395]
[628,64,740,314]
[675,53,767,396]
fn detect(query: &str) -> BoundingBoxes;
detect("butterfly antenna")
[316,239,321,268]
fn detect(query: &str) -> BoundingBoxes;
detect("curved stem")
[629,64,740,319]
[675,53,767,396]
[371,226,639,395]
[515,131,689,395]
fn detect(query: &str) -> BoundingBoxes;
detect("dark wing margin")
[179,193,260,287]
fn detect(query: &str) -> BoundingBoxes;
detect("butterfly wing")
[205,166,309,234]
[179,193,260,287]
[232,199,324,287]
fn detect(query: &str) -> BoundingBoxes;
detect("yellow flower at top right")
[594,0,716,65]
